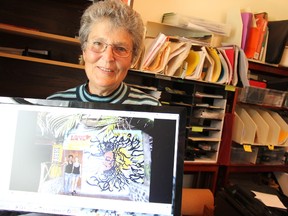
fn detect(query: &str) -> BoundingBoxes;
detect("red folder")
[244,12,268,60]
[253,12,268,60]
[244,27,260,59]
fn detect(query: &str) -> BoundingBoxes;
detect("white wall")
[133,0,288,25]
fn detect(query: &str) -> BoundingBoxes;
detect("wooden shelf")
[218,164,288,188]
[0,52,84,69]
[184,163,219,193]
[0,23,80,45]
[225,164,288,173]
[249,60,288,77]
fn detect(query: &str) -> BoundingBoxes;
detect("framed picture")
[121,0,134,8]
[93,0,134,8]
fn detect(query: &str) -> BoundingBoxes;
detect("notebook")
[0,97,186,216]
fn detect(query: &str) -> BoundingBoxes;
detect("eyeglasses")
[86,40,132,58]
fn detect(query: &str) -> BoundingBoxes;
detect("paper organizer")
[232,105,288,146]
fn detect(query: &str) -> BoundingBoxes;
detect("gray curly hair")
[79,0,145,64]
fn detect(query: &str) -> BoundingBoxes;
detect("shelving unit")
[0,23,84,69]
[145,21,225,47]
[0,1,87,99]
[185,91,226,163]
[217,70,288,191]
[248,60,288,90]
[127,70,228,164]
[125,70,231,193]
[249,60,288,77]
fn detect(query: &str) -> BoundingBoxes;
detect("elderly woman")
[47,0,160,106]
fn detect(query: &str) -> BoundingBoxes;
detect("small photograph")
[36,112,153,202]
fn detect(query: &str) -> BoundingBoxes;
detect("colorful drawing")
[37,112,153,201]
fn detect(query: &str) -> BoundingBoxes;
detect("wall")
[133,0,288,25]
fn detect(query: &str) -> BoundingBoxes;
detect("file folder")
[232,111,245,144]
[185,49,205,80]
[185,49,200,76]
[257,109,280,145]
[217,49,230,84]
[268,111,288,145]
[235,106,257,144]
[246,108,269,145]
[207,47,221,83]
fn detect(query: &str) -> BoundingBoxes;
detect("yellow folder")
[269,111,288,145]
[207,47,221,83]
[185,49,200,76]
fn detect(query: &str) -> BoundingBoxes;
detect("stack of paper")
[134,34,193,77]
[162,13,231,37]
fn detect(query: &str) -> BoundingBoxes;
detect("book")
[22,47,51,59]
[0,46,24,55]
[253,12,268,60]
[259,28,269,62]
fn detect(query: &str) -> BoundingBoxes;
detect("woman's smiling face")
[83,19,133,96]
